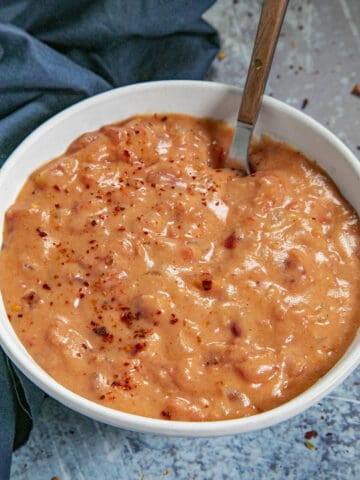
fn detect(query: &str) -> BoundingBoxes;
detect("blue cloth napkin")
[0,1,219,477]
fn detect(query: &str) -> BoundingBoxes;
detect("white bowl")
[0,81,359,436]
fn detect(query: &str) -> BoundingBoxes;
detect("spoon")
[228,0,289,173]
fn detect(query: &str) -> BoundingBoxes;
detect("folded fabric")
[0,1,219,478]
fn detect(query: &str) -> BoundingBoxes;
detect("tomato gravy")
[1,114,359,421]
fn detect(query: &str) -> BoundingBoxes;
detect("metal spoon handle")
[238,0,288,126]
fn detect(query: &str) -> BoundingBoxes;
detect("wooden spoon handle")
[238,0,288,125]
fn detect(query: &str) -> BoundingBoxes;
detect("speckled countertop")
[10,1,360,479]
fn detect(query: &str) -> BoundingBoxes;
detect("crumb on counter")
[305,441,315,450]
[304,430,318,439]
[301,98,309,110]
[351,84,360,97]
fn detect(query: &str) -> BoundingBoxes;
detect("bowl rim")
[0,79,359,437]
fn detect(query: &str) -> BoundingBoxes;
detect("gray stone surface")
[206,0,360,155]
[11,1,360,479]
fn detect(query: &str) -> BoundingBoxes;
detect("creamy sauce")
[1,114,359,421]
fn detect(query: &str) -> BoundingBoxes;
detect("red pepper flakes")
[105,254,114,266]
[131,342,147,355]
[36,228,47,238]
[230,322,241,337]
[91,220,97,226]
[202,279,212,291]
[22,291,37,305]
[134,328,151,338]
[304,430,318,440]
[161,410,172,420]
[93,326,114,343]
[121,310,140,326]
[111,376,132,390]
[114,205,126,213]
[42,283,51,290]
[99,395,105,400]
[93,326,106,335]
[169,313,179,325]
[224,232,236,249]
